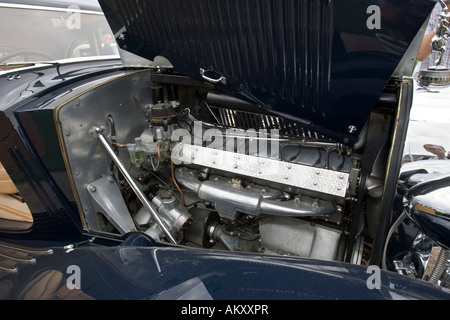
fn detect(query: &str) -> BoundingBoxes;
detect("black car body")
[1,0,450,301]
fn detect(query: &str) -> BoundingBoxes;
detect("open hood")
[98,0,434,144]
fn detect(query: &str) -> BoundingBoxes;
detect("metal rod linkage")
[96,129,177,244]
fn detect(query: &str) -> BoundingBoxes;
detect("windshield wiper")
[1,61,63,79]
[0,62,37,69]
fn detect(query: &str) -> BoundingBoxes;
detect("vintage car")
[1,0,450,302]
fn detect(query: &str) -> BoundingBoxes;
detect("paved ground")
[403,79,450,159]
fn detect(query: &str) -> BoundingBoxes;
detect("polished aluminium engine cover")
[171,143,349,198]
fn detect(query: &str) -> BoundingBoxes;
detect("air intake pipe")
[175,167,335,220]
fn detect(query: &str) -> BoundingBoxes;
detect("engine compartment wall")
[55,70,152,231]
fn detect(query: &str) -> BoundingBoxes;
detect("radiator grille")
[210,106,325,139]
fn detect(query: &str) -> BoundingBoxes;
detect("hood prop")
[93,126,177,244]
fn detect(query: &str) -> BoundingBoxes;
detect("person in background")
[417,1,450,70]
[423,144,450,159]
[102,34,115,55]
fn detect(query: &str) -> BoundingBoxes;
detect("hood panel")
[99,0,433,144]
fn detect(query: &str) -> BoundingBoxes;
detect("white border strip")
[0,2,103,15]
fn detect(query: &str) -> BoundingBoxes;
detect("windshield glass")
[0,3,119,70]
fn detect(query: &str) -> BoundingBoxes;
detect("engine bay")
[56,67,399,265]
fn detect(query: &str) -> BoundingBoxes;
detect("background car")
[0,0,119,70]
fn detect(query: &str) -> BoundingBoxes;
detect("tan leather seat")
[18,269,95,300]
[0,162,32,223]
[0,162,18,194]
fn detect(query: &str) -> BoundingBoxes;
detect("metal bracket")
[87,176,136,235]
